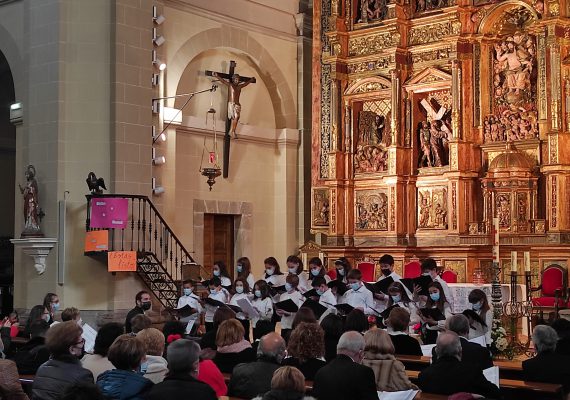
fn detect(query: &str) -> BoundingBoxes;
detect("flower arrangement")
[490,319,514,359]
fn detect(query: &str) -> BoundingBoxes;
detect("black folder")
[274,299,299,313]
[302,289,319,299]
[379,304,400,320]
[300,299,328,319]
[400,275,432,297]
[419,307,445,321]
[173,305,198,318]
[334,303,354,315]
[225,304,242,314]
[374,276,395,294]
[269,285,287,297]
[204,298,226,308]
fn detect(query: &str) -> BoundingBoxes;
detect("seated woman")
[362,329,418,392]
[252,366,315,400]
[137,328,168,384]
[466,289,492,346]
[386,308,422,356]
[282,322,326,380]
[319,314,344,363]
[199,308,236,351]
[23,305,49,338]
[82,322,124,380]
[419,281,452,344]
[0,359,31,400]
[383,282,420,327]
[213,319,255,373]
[97,335,153,399]
[32,321,94,400]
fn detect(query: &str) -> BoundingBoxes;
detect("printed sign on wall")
[84,230,109,252]
[108,251,137,272]
[90,198,129,229]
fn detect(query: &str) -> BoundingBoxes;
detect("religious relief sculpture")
[415,0,454,13]
[355,110,389,174]
[312,189,330,227]
[417,94,451,168]
[484,32,538,143]
[19,165,44,237]
[496,193,512,229]
[417,187,448,229]
[358,0,388,23]
[355,190,388,231]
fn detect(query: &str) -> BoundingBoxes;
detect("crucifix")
[206,61,256,178]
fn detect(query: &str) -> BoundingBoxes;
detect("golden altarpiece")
[311,0,570,284]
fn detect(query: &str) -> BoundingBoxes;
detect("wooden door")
[203,214,234,279]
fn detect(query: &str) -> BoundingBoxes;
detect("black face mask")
[141,301,151,311]
[381,269,391,277]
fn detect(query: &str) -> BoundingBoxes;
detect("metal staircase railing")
[85,194,203,311]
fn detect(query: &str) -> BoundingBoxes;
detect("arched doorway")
[0,49,16,315]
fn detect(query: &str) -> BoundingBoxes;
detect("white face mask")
[42,314,50,323]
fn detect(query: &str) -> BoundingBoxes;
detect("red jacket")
[198,359,227,397]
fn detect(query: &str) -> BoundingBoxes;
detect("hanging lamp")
[199,95,221,190]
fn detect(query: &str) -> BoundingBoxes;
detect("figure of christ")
[429,123,444,167]
[419,121,432,167]
[495,42,529,95]
[212,72,256,138]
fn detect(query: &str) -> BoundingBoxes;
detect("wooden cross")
[206,61,256,178]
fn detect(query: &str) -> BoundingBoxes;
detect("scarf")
[217,339,251,353]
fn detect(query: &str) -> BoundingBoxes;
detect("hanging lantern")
[199,98,221,190]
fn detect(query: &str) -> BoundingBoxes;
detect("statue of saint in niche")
[19,165,43,237]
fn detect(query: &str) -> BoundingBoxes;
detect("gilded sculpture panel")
[415,0,457,13]
[312,188,330,228]
[408,20,461,46]
[355,189,389,231]
[496,192,512,230]
[348,30,400,57]
[355,100,391,174]
[417,91,452,168]
[417,187,448,230]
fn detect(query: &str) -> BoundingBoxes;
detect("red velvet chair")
[356,262,375,282]
[531,264,567,316]
[441,270,458,284]
[403,261,421,279]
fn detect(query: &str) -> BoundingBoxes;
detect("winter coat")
[361,352,418,392]
[32,356,94,400]
[143,355,168,384]
[97,369,153,400]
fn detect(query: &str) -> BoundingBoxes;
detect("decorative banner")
[84,230,109,252]
[108,251,137,272]
[90,198,128,229]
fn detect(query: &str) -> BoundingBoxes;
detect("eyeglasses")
[73,338,86,347]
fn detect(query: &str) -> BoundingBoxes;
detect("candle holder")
[502,270,534,357]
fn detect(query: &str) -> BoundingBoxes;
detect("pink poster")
[90,198,129,229]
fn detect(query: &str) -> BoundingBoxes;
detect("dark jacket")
[212,348,256,374]
[125,307,144,334]
[555,337,570,356]
[97,369,153,400]
[228,357,281,399]
[522,351,570,390]
[282,357,326,380]
[199,329,217,351]
[324,336,339,362]
[144,373,217,400]
[11,337,50,374]
[32,357,94,400]
[252,390,316,400]
[389,333,422,356]
[417,355,502,399]
[432,337,493,371]
[312,354,378,400]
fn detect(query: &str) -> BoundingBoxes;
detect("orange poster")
[84,230,109,252]
[108,251,137,272]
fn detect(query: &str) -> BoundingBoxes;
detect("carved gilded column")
[550,38,561,132]
[451,59,461,140]
[330,80,339,152]
[390,69,400,146]
[538,31,548,121]
[344,100,351,152]
[565,74,570,132]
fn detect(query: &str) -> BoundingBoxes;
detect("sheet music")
[236,298,259,319]
[185,320,195,335]
[468,334,487,347]
[82,323,98,353]
[483,366,500,388]
[378,390,418,400]
[421,344,436,357]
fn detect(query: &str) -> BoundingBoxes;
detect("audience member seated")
[282,322,326,380]
[1,312,21,338]
[32,321,94,400]
[24,305,49,338]
[386,308,422,356]
[362,329,418,392]
[137,328,168,383]
[432,314,492,371]
[344,309,369,334]
[199,308,236,351]
[312,331,378,400]
[0,359,29,400]
[12,320,50,374]
[523,325,570,390]
[61,307,81,324]
[97,334,153,399]
[162,320,186,350]
[145,339,217,400]
[252,366,316,400]
[320,314,343,362]
[229,332,287,399]
[60,383,106,400]
[417,331,502,399]
[82,323,123,380]
[291,307,317,331]
[551,318,570,356]
[130,314,152,335]
[197,357,227,397]
[212,319,255,373]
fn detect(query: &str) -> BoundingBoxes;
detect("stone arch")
[478,0,538,35]
[168,27,296,129]
[0,24,23,101]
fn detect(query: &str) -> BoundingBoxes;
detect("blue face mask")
[235,286,244,294]
[350,282,360,291]
[139,361,149,375]
[52,303,60,312]
[311,268,321,276]
[210,288,217,295]
[472,302,482,311]
[285,283,293,292]
[237,264,243,273]
[316,289,324,296]
[183,288,192,296]
[266,268,275,276]
[430,292,440,302]
[288,267,297,274]
[337,268,345,276]
[391,295,401,303]
[254,290,262,298]
[213,269,220,277]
